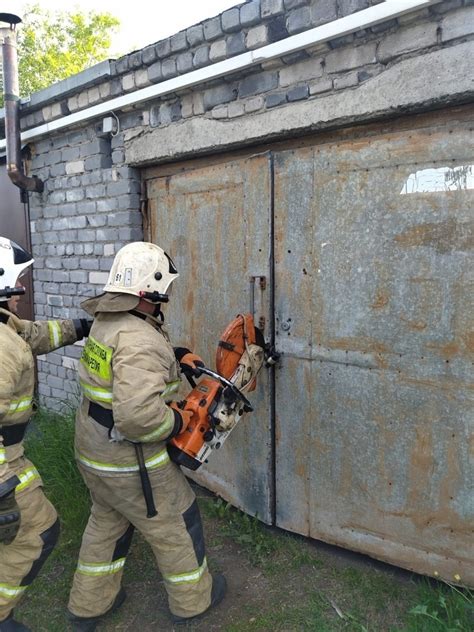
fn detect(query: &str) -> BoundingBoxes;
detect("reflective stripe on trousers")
[163,557,208,585]
[77,558,126,577]
[0,584,26,600]
[0,489,59,619]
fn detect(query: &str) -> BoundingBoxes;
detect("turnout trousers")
[0,480,59,621]
[68,462,212,619]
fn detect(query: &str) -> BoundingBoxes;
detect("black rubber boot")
[0,615,31,632]
[171,573,227,625]
[67,587,127,631]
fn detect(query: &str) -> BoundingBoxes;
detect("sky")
[14,1,241,56]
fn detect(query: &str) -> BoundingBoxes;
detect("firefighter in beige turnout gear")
[68,242,226,631]
[0,237,91,632]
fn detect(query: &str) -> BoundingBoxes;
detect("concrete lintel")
[126,41,474,166]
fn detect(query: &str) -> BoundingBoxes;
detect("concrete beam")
[125,41,474,166]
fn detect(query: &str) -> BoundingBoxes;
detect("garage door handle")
[249,276,266,334]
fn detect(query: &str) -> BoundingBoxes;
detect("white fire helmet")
[104,242,179,303]
[0,236,34,301]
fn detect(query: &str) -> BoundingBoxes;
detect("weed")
[401,580,473,632]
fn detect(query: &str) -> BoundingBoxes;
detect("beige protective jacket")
[0,308,78,495]
[75,293,182,477]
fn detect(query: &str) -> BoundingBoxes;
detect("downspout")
[0,13,44,193]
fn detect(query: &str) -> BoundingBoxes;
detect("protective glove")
[169,404,193,438]
[0,491,21,545]
[174,347,205,377]
[73,319,93,340]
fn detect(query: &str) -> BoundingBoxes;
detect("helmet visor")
[165,253,178,275]
[11,241,33,265]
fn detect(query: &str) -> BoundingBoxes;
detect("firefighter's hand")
[170,404,193,437]
[0,491,21,545]
[73,318,93,340]
[174,347,205,377]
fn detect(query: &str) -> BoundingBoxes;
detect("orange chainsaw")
[168,314,266,470]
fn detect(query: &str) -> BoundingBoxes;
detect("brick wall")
[2,0,472,409]
[28,124,143,409]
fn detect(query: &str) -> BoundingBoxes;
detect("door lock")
[249,275,267,335]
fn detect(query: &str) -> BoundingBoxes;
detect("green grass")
[11,410,474,632]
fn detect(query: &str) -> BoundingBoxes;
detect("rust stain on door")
[394,218,474,253]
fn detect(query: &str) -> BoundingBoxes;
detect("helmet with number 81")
[104,242,179,303]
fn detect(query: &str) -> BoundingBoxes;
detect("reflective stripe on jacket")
[77,447,170,473]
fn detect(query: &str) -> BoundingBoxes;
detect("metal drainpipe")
[0,18,44,193]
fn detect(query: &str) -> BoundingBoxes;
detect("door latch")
[249,275,266,335]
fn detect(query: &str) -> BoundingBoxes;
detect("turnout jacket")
[75,293,182,477]
[0,308,79,497]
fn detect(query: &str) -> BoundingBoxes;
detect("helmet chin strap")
[0,287,25,299]
[139,290,169,303]
[153,304,164,319]
[137,290,168,320]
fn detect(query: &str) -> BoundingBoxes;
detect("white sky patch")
[400,165,474,194]
[11,1,239,56]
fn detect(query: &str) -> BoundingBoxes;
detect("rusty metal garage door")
[146,154,274,523]
[273,109,473,585]
[145,106,473,585]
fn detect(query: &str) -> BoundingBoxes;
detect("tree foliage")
[1,4,119,106]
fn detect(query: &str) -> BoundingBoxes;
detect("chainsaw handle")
[183,373,196,388]
[198,367,253,412]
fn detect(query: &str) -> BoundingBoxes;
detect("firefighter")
[0,236,92,632]
[67,242,226,631]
